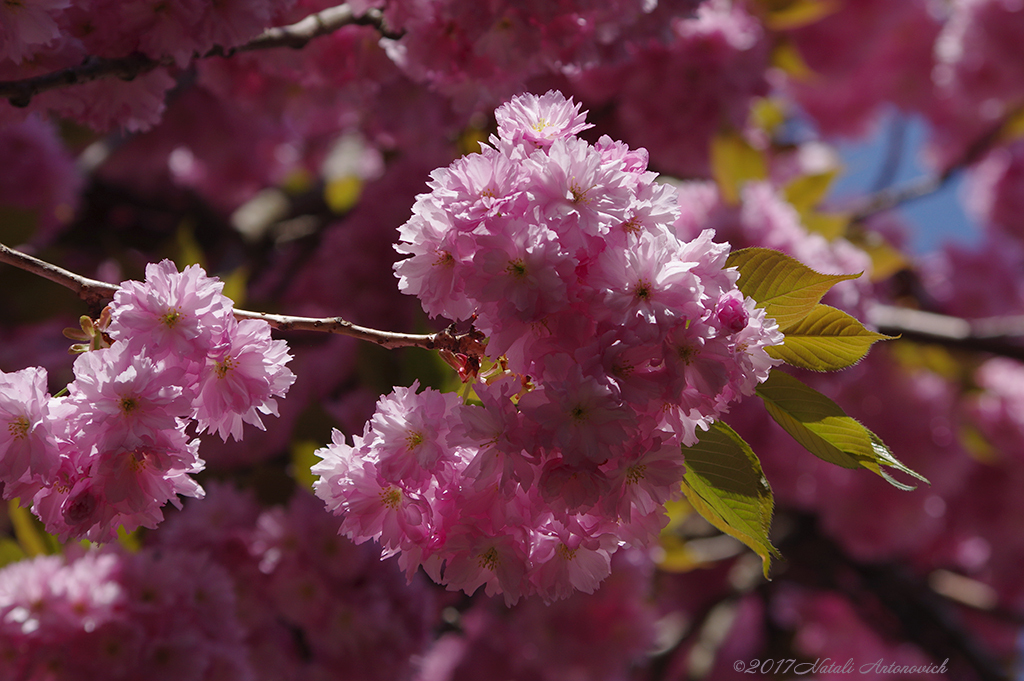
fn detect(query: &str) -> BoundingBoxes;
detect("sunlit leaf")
[176,220,205,269]
[9,500,49,557]
[710,131,767,205]
[802,211,849,241]
[324,175,363,214]
[769,304,895,371]
[117,526,142,552]
[726,247,861,328]
[681,421,779,578]
[859,236,910,282]
[783,169,839,213]
[771,40,816,81]
[755,371,928,488]
[762,0,843,30]
[221,265,249,308]
[291,439,323,490]
[750,97,788,135]
[0,538,26,568]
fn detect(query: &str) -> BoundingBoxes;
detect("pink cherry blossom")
[108,258,236,363]
[0,366,60,500]
[192,317,296,442]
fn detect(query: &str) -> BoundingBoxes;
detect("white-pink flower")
[0,367,60,499]
[494,90,593,149]
[108,259,235,363]
[192,318,296,442]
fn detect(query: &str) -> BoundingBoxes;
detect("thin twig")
[869,304,1024,362]
[0,5,396,107]
[870,115,908,193]
[851,107,1021,224]
[0,241,452,352]
[0,242,119,308]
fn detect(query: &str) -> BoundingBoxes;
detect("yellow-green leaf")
[291,439,323,491]
[783,170,839,213]
[771,41,816,81]
[725,247,861,328]
[9,500,49,557]
[710,131,767,205]
[859,236,909,282]
[176,220,205,269]
[763,0,842,30]
[802,211,849,241]
[998,105,1024,143]
[324,175,363,214]
[769,304,895,371]
[0,538,26,569]
[220,265,249,308]
[755,371,928,487]
[681,421,779,578]
[750,97,788,136]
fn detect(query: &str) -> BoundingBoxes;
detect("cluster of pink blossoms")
[0,547,252,680]
[314,91,784,603]
[0,260,294,542]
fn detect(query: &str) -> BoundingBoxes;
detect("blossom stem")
[0,4,397,107]
[0,241,452,352]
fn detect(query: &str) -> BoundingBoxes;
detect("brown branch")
[0,241,449,352]
[851,107,1022,224]
[869,304,1024,362]
[0,242,119,308]
[0,4,395,107]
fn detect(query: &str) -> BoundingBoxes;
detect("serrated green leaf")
[755,371,928,488]
[867,428,929,488]
[681,421,779,578]
[725,248,861,328]
[710,131,767,205]
[769,304,895,371]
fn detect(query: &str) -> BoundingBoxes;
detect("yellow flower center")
[634,279,653,301]
[478,546,500,571]
[505,258,527,279]
[379,486,401,510]
[215,355,239,379]
[626,463,647,485]
[8,416,29,440]
[160,307,183,328]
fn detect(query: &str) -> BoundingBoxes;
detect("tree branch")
[851,108,1021,224]
[0,4,396,107]
[0,241,450,352]
[869,304,1024,362]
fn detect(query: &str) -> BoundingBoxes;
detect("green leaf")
[801,211,849,241]
[9,500,49,557]
[761,0,843,30]
[769,304,895,371]
[0,538,26,568]
[710,131,767,205]
[783,169,839,213]
[755,371,928,487]
[681,421,780,578]
[725,247,861,328]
